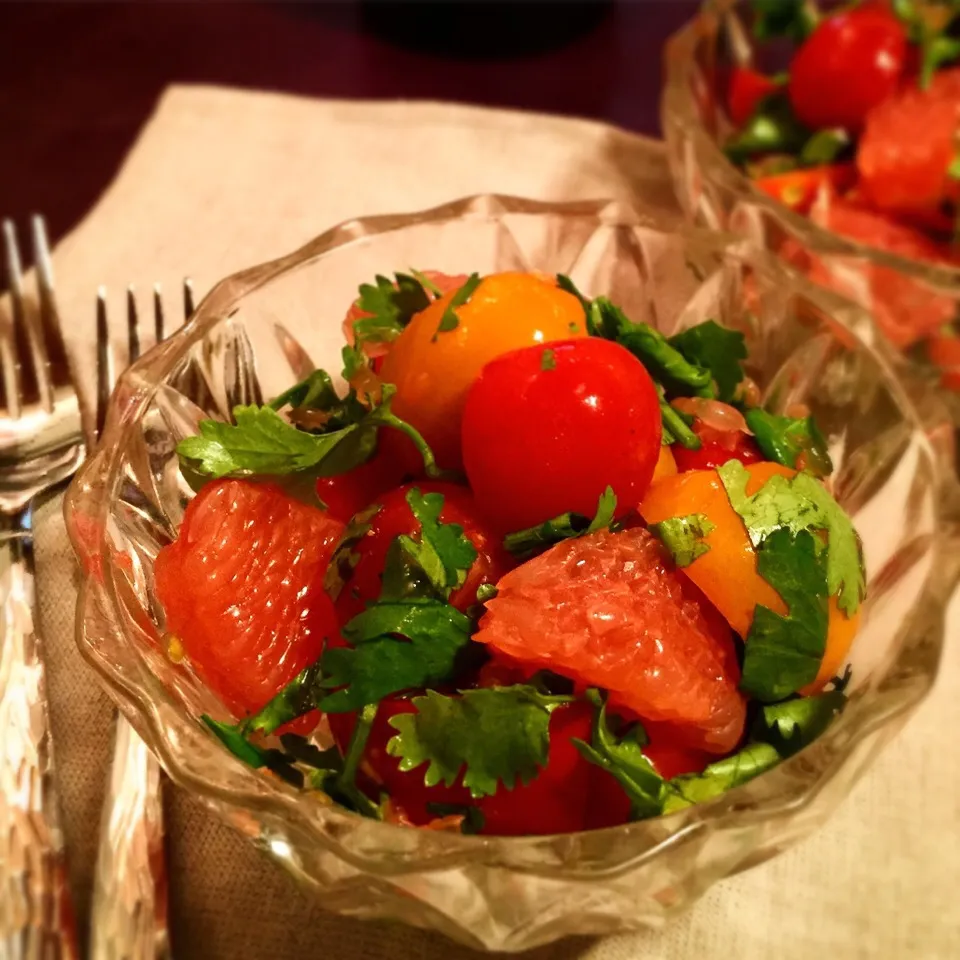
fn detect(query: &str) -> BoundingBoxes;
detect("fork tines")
[95,278,194,439]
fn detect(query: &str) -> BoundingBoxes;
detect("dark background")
[0,0,700,244]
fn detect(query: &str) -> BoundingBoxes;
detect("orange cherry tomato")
[652,445,678,483]
[379,272,587,471]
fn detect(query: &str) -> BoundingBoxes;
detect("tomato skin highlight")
[461,338,662,535]
[329,481,513,625]
[787,6,908,132]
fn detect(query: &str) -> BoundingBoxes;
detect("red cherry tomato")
[787,7,907,132]
[329,481,514,625]
[672,422,764,472]
[461,338,662,535]
[315,442,409,524]
[727,66,780,127]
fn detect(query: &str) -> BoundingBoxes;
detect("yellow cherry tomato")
[379,272,586,470]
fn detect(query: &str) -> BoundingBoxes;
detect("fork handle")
[90,716,169,960]
[0,505,79,959]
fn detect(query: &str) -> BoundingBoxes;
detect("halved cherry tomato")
[787,6,908,131]
[672,422,764,472]
[461,338,662,534]
[755,164,856,214]
[652,445,678,483]
[328,481,513,625]
[380,272,586,471]
[727,66,780,127]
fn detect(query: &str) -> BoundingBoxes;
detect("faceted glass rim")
[661,0,960,291]
[64,193,959,874]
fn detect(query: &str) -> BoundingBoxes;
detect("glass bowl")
[64,194,959,951]
[661,0,960,422]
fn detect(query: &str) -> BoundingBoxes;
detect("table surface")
[0,0,698,245]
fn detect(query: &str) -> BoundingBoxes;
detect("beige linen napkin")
[37,84,960,959]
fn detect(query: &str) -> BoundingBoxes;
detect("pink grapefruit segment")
[473,528,747,754]
[155,479,344,720]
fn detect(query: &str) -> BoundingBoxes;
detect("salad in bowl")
[65,197,952,949]
[663,0,960,404]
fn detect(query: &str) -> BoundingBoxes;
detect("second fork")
[89,281,192,960]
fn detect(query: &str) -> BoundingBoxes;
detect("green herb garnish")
[352,272,434,347]
[725,93,810,165]
[744,408,832,476]
[668,320,747,403]
[740,529,829,701]
[435,273,481,339]
[649,514,715,567]
[503,487,617,559]
[386,685,573,798]
[750,0,819,42]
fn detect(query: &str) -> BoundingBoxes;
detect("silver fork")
[89,281,193,960]
[0,216,83,958]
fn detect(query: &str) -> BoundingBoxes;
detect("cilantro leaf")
[398,488,478,599]
[724,93,810,164]
[744,408,832,477]
[179,387,445,483]
[239,663,324,737]
[662,742,782,813]
[540,348,557,371]
[649,513,715,567]
[324,503,382,600]
[717,460,864,615]
[177,405,365,479]
[318,602,474,713]
[352,272,433,347]
[588,298,714,397]
[799,128,852,167]
[386,686,572,798]
[668,320,747,403]
[572,691,664,819]
[435,273,481,339]
[753,684,848,758]
[202,715,303,784]
[741,529,829,701]
[269,369,340,414]
[750,0,819,42]
[503,487,616,559]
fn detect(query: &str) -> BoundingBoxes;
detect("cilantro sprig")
[317,488,482,713]
[177,383,443,482]
[576,676,850,819]
[386,685,573,797]
[740,529,829,701]
[434,273,481,339]
[351,272,435,348]
[502,487,617,559]
[572,690,664,818]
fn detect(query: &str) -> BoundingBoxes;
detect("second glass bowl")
[65,195,958,950]
[662,0,960,424]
